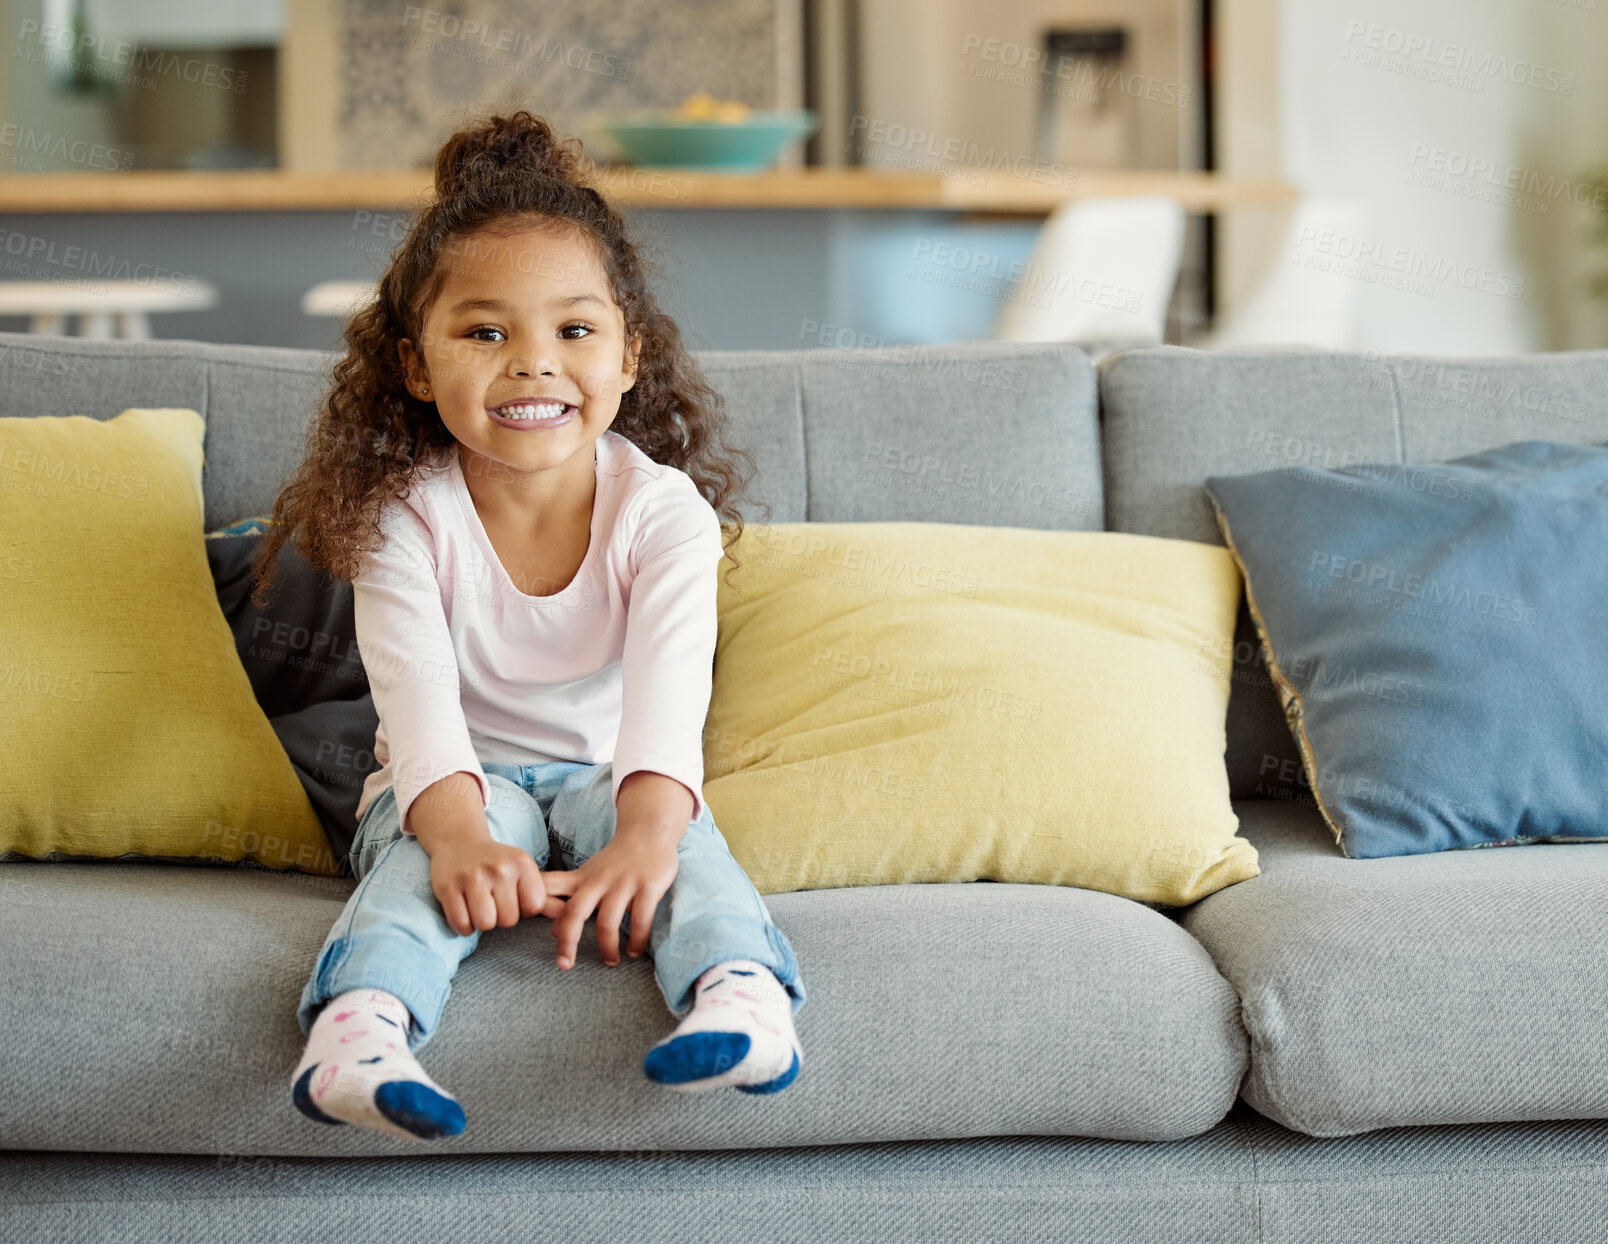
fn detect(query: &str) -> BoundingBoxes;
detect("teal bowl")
[586,109,818,173]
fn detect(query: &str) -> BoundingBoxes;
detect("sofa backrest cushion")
[0,334,334,533]
[1099,345,1608,799]
[0,334,1103,535]
[698,342,1104,529]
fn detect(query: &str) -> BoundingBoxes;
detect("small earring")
[421,385,430,395]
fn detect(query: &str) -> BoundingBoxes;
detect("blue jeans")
[296,759,805,1054]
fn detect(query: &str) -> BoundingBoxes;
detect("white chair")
[992,196,1186,353]
[1189,199,1367,351]
[302,281,377,318]
[0,280,218,338]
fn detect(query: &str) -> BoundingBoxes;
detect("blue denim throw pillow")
[1205,440,1608,860]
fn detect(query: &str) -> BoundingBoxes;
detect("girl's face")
[399,220,639,493]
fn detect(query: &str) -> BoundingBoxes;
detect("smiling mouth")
[488,402,576,428]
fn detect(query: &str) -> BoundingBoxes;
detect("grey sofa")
[2,331,1606,1243]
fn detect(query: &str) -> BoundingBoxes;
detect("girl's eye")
[467,324,593,341]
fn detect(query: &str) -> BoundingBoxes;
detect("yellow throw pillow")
[703,523,1259,905]
[0,409,339,876]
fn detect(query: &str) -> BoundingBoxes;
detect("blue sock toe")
[291,1065,346,1126]
[373,1080,467,1139]
[735,1048,801,1095]
[642,1031,752,1085]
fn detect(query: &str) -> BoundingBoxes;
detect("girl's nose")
[508,350,557,378]
[495,335,550,378]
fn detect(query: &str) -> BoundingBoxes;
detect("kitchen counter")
[0,166,1296,214]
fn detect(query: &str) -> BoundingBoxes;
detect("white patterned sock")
[642,959,803,1094]
[290,988,466,1141]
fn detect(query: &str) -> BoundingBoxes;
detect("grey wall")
[0,207,1042,351]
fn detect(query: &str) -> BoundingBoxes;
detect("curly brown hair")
[248,109,765,608]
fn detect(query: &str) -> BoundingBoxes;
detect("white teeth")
[496,402,569,421]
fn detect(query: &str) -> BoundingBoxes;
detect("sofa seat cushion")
[1183,800,1608,1137]
[9,1102,1608,1244]
[0,862,1245,1156]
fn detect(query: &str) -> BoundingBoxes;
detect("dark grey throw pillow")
[205,518,380,874]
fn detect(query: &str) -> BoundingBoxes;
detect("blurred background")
[0,0,1604,356]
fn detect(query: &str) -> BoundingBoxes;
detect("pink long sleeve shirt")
[352,429,724,837]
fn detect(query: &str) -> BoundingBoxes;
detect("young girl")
[251,111,806,1142]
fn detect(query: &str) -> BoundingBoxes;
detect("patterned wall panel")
[337,0,784,167]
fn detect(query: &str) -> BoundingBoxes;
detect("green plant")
[1580,163,1608,298]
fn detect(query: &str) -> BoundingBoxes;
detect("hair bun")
[432,110,589,200]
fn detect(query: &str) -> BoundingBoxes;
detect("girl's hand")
[541,830,680,969]
[429,835,554,937]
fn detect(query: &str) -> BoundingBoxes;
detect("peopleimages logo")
[910,238,1143,312]
[849,116,1077,188]
[958,34,1193,110]
[1359,351,1584,425]
[1406,144,1608,211]
[0,227,205,297]
[17,20,250,93]
[1308,552,1538,625]
[1342,22,1576,94]
[0,123,134,171]
[1293,227,1525,300]
[400,6,633,79]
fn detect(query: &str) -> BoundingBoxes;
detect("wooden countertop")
[0,166,1297,215]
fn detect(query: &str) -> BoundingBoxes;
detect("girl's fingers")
[467,884,499,932]
[595,892,632,965]
[627,890,662,957]
[517,860,546,917]
[554,887,602,969]
[493,871,522,928]
[440,887,472,938]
